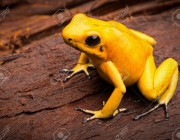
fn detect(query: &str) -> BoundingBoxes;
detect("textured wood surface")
[0,1,180,140]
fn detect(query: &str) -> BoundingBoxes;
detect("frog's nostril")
[68,38,72,41]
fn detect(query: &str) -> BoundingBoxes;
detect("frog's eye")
[85,35,100,47]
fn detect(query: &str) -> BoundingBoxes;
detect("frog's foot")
[75,107,128,123]
[75,107,102,123]
[60,63,95,82]
[134,103,169,120]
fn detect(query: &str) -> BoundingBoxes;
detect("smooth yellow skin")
[61,13,178,122]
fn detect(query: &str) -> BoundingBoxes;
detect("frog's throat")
[72,42,105,61]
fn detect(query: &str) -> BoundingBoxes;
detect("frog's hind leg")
[136,55,178,120]
[129,29,156,46]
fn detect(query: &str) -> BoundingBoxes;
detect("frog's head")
[62,13,112,60]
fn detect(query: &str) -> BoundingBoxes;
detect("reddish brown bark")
[0,1,180,140]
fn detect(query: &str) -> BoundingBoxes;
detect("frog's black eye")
[85,35,100,47]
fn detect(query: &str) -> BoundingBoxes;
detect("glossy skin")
[61,13,178,122]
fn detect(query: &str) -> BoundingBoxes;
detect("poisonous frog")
[60,13,178,123]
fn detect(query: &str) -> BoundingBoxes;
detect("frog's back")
[105,21,153,86]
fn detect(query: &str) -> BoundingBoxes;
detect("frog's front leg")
[75,61,126,123]
[135,55,178,120]
[60,52,95,82]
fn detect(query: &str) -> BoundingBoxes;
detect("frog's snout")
[62,27,70,43]
[61,28,67,40]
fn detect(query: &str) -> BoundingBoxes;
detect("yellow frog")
[60,13,178,123]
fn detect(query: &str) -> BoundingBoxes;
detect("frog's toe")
[59,69,73,73]
[63,76,70,82]
[83,69,91,79]
[75,107,95,114]
[134,103,171,120]
[75,107,96,123]
[75,107,104,122]
[134,103,170,120]
[63,71,77,82]
[59,69,75,82]
[83,116,96,123]
[74,107,84,111]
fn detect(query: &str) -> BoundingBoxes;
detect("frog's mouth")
[64,39,79,51]
[74,44,89,54]
[74,45,81,51]
[64,39,87,53]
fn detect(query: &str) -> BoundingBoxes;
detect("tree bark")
[0,1,180,140]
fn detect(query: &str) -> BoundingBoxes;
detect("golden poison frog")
[60,13,178,123]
